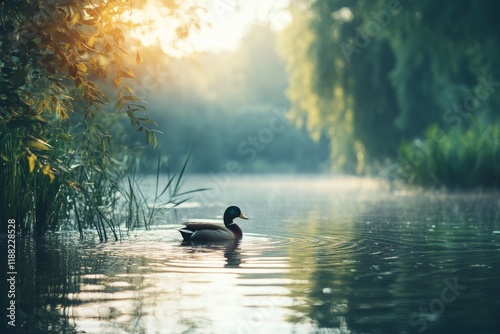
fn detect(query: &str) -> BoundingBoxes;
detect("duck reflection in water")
[180,239,243,267]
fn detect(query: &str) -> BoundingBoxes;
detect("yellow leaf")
[70,12,80,26]
[119,66,136,79]
[105,42,112,53]
[76,62,88,73]
[136,51,143,64]
[42,163,51,175]
[57,105,68,120]
[67,181,78,190]
[37,99,48,114]
[28,154,36,172]
[77,42,86,54]
[87,35,96,48]
[42,164,55,183]
[123,85,135,93]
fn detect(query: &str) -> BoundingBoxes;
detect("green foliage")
[399,120,500,189]
[279,0,402,172]
[0,123,72,235]
[0,0,202,237]
[280,0,500,177]
[0,0,159,140]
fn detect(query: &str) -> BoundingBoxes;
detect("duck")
[179,206,249,242]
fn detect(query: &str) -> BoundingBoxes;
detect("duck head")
[223,206,249,226]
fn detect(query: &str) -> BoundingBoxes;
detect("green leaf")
[25,138,52,151]
[136,118,156,125]
[56,133,72,140]
[115,98,125,110]
[9,69,27,87]
[153,134,158,148]
[122,95,142,101]
[123,85,135,93]
[126,107,135,119]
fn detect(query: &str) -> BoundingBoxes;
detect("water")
[3,175,500,334]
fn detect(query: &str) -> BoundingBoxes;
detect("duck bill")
[239,213,249,220]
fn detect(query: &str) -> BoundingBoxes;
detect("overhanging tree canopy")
[280,0,500,172]
[0,0,202,236]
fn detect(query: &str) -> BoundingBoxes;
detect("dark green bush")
[398,120,500,189]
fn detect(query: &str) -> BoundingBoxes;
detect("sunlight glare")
[124,0,291,58]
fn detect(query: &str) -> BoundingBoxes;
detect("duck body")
[179,206,249,242]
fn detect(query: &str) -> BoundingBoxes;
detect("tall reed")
[0,116,202,240]
[122,151,208,232]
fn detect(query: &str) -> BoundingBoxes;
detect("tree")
[0,0,202,236]
[280,0,500,173]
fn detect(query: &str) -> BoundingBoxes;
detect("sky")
[200,0,291,52]
[125,0,291,57]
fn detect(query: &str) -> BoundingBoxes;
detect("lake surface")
[4,175,500,333]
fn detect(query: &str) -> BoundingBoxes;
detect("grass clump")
[0,114,201,241]
[398,119,500,189]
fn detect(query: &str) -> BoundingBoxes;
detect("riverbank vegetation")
[399,120,500,189]
[0,0,202,237]
[279,0,500,188]
[2,1,499,241]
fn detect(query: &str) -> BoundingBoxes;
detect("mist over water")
[8,175,500,333]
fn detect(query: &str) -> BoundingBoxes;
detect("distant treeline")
[125,25,330,173]
[142,104,331,173]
